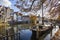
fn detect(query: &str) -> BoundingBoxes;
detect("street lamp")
[41,0,44,25]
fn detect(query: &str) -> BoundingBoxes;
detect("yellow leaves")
[0,22,9,27]
[57,15,60,21]
[30,15,37,21]
[29,15,37,25]
[0,22,9,35]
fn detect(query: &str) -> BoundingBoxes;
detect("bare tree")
[15,0,47,12]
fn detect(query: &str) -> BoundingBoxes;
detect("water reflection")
[20,29,32,40]
[44,25,59,40]
[1,25,59,40]
[18,25,59,40]
[44,34,50,40]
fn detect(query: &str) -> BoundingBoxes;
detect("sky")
[0,0,19,12]
[0,0,60,19]
[0,0,48,17]
[0,0,51,16]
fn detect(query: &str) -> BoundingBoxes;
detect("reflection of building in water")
[22,15,30,23]
[0,5,14,22]
[10,12,23,22]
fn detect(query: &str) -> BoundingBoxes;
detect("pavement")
[51,29,60,40]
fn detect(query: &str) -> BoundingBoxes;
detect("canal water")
[14,25,59,40]
[3,24,59,40]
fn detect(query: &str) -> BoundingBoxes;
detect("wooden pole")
[36,26,39,39]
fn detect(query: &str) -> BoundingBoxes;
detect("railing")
[0,32,20,40]
[0,26,20,40]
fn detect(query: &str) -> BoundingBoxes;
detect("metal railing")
[0,26,20,40]
[0,32,20,40]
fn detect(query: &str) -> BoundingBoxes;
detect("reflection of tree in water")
[8,25,15,40]
[1,25,15,40]
[0,26,6,36]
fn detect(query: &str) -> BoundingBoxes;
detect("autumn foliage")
[57,15,60,21]
[29,14,37,25]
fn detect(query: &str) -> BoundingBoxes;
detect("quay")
[31,25,53,40]
[51,29,60,40]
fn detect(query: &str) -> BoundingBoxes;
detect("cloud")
[0,0,11,7]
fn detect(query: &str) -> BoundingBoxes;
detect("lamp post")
[41,0,44,25]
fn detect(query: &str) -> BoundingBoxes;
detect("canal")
[13,25,59,40]
[0,24,59,40]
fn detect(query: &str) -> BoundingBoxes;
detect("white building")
[0,5,14,22]
[11,12,22,22]
[21,15,30,23]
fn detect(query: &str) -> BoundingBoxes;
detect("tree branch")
[29,0,36,10]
